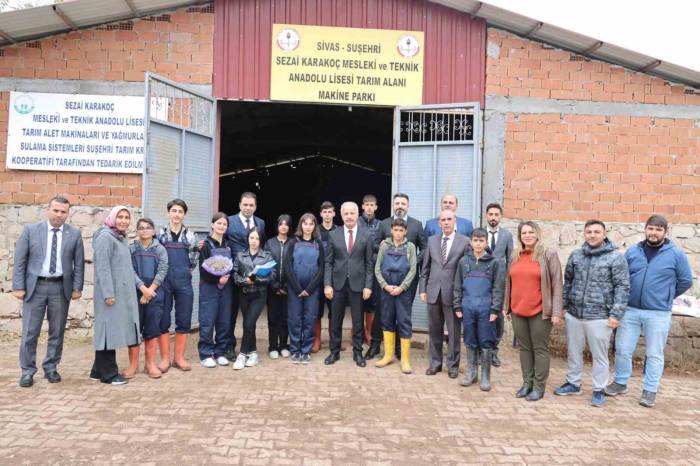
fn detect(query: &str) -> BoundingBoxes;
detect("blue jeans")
[613,306,672,393]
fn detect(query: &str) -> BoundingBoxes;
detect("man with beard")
[605,215,692,408]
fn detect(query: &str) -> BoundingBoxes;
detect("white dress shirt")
[41,222,64,277]
[239,212,254,230]
[344,225,358,253]
[441,231,456,259]
[488,227,500,248]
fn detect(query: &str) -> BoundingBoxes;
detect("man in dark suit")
[12,196,85,387]
[485,202,513,367]
[366,193,427,359]
[419,209,470,378]
[225,191,266,359]
[324,202,374,367]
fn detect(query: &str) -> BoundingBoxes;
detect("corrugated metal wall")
[213,0,486,105]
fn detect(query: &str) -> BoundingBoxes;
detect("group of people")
[12,193,692,409]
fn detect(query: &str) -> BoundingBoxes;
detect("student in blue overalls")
[157,199,199,373]
[453,228,506,391]
[284,213,325,364]
[374,218,417,374]
[198,212,234,368]
[124,218,169,379]
[264,215,292,360]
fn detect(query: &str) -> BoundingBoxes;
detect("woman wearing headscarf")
[89,206,141,385]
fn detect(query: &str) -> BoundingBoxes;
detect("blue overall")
[197,240,233,360]
[131,248,165,341]
[460,268,497,349]
[159,237,194,334]
[287,241,321,355]
[379,245,413,338]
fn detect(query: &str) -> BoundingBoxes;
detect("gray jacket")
[92,227,140,350]
[563,240,630,321]
[233,249,276,294]
[12,221,84,301]
[419,233,470,306]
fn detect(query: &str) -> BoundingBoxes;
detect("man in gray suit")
[12,196,85,387]
[324,202,374,367]
[419,209,470,378]
[485,202,513,367]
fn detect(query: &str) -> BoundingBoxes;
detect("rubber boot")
[122,345,140,379]
[492,347,501,367]
[363,313,374,346]
[157,333,171,373]
[144,338,162,379]
[311,319,322,353]
[375,331,396,368]
[480,348,492,391]
[400,338,412,374]
[460,348,478,387]
[172,333,192,371]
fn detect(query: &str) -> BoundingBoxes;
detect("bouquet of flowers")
[202,255,234,289]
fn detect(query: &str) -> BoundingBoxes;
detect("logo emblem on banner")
[277,28,300,52]
[396,35,420,58]
[13,94,34,114]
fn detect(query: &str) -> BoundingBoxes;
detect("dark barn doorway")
[219,101,393,237]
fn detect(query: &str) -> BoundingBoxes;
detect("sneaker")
[216,356,230,366]
[280,349,291,358]
[591,390,605,407]
[554,382,582,396]
[639,389,656,408]
[291,353,301,364]
[109,375,128,385]
[200,357,217,368]
[233,354,247,370]
[604,382,628,396]
[269,350,280,360]
[245,351,258,367]
[301,354,311,364]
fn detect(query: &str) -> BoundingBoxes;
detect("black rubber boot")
[364,341,381,360]
[460,348,478,387]
[480,349,492,391]
[491,347,501,367]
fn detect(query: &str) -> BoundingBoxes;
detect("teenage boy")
[358,194,381,350]
[374,218,417,374]
[157,199,199,372]
[453,228,505,391]
[313,201,338,353]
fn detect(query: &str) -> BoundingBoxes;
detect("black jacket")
[198,236,233,285]
[233,249,276,294]
[263,236,289,291]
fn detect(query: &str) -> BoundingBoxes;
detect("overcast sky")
[2,0,699,72]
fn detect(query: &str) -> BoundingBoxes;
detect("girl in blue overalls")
[198,212,234,368]
[125,218,169,379]
[157,199,198,372]
[283,213,325,364]
[374,218,417,374]
[453,228,506,391]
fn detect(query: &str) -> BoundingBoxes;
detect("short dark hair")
[485,203,502,214]
[645,214,668,231]
[48,195,70,207]
[295,212,319,240]
[393,193,409,202]
[240,192,257,202]
[247,226,263,245]
[471,227,488,239]
[391,218,407,229]
[277,214,293,229]
[584,219,606,231]
[320,201,335,212]
[211,211,229,226]
[136,217,155,230]
[167,198,188,213]
[362,194,377,204]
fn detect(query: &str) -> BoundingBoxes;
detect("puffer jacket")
[233,249,276,294]
[563,240,630,320]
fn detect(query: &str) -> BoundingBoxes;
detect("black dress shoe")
[353,351,366,367]
[19,374,33,388]
[448,370,458,379]
[324,352,340,365]
[364,342,380,360]
[526,389,544,401]
[515,383,532,398]
[44,371,61,383]
[425,366,442,375]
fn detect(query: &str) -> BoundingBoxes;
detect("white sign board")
[6,92,145,173]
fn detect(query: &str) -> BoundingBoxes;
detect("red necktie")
[347,229,354,255]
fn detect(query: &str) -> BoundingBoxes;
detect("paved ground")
[1,323,699,465]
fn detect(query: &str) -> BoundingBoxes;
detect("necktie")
[347,229,354,255]
[441,236,448,263]
[490,231,496,251]
[49,228,59,274]
[245,218,251,231]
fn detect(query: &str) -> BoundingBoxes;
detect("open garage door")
[143,73,216,330]
[393,103,482,331]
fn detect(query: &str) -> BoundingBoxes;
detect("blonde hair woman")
[503,221,563,401]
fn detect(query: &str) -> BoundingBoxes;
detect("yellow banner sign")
[271,24,424,106]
